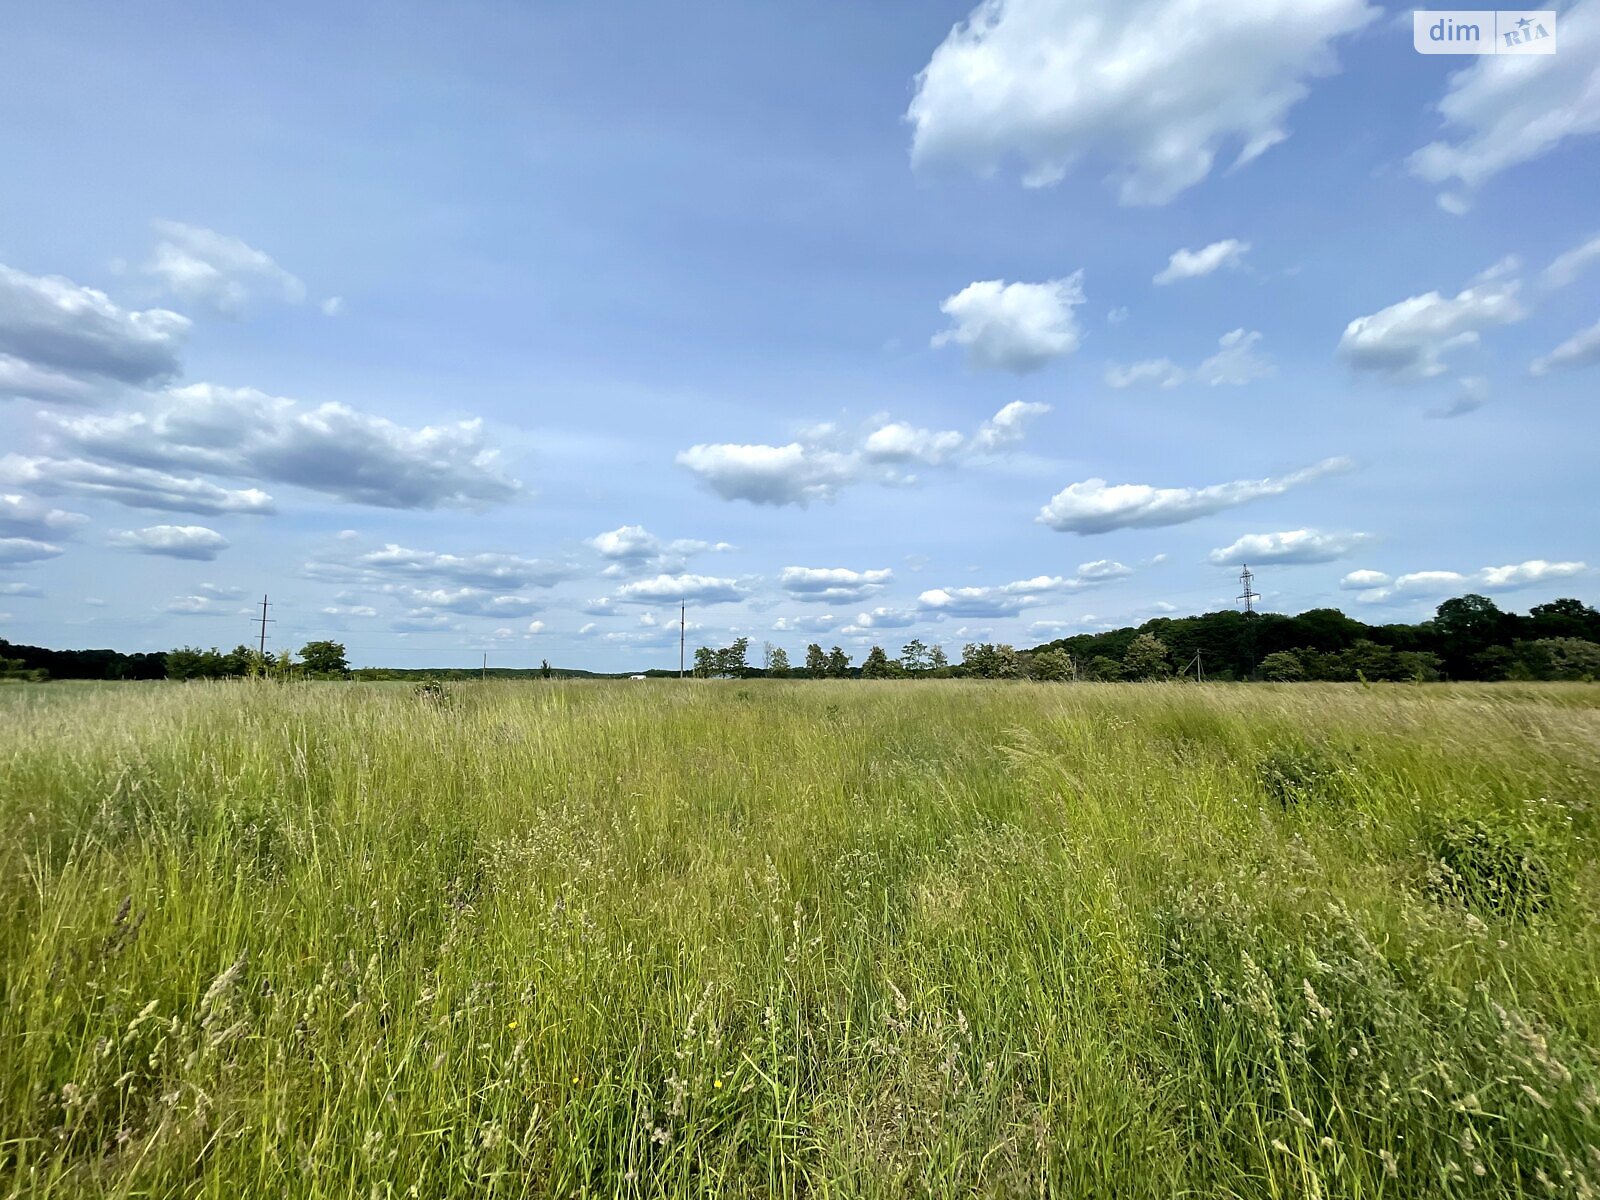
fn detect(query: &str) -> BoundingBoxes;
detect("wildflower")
[506,1021,518,1030]
[714,1078,723,1089]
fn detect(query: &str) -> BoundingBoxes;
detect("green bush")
[1255,744,1347,807]
[1426,818,1554,917]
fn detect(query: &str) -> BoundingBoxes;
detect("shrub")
[1425,818,1554,917]
[413,680,451,704]
[1255,744,1346,807]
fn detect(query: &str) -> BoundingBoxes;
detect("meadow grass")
[1,679,1598,1198]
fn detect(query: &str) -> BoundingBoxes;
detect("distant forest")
[2,593,1597,683]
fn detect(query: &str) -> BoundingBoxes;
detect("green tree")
[540,659,553,679]
[928,645,949,673]
[860,646,894,678]
[804,643,827,679]
[825,646,851,678]
[299,640,350,676]
[768,647,791,678]
[717,637,750,678]
[900,638,929,673]
[693,646,717,678]
[1123,633,1171,680]
[961,643,1027,679]
[1259,650,1306,682]
[1085,655,1124,681]
[1029,647,1075,681]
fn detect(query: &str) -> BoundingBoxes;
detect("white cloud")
[304,542,570,589]
[1107,307,1129,325]
[0,537,63,565]
[1530,318,1600,375]
[972,401,1051,452]
[587,524,730,573]
[1038,457,1351,534]
[1543,233,1600,290]
[1340,569,1391,590]
[1109,330,1273,389]
[144,221,306,315]
[322,604,377,617]
[917,561,1128,618]
[908,0,1376,204]
[0,262,188,386]
[43,383,520,509]
[1342,559,1588,601]
[0,455,275,515]
[1207,529,1371,565]
[779,566,894,604]
[162,594,241,616]
[321,297,345,317]
[0,582,43,598]
[108,524,230,561]
[772,614,839,633]
[401,587,541,618]
[932,275,1085,372]
[1338,277,1524,380]
[676,442,857,507]
[862,422,965,465]
[844,607,918,631]
[0,493,87,540]
[1196,329,1274,385]
[1154,239,1251,285]
[1105,358,1185,389]
[525,620,545,636]
[1409,1,1600,195]
[679,402,1044,507]
[613,573,746,605]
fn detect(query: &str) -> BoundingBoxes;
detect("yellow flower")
[506,1021,518,1030]
[572,1075,580,1084]
[714,1078,724,1089]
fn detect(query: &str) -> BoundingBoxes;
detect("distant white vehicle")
[630,674,647,680]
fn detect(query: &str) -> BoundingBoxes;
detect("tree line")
[3,593,1597,683]
[687,594,1600,682]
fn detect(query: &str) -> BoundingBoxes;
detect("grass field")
[2,680,1598,1198]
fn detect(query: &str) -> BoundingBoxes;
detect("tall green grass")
[2,680,1597,1198]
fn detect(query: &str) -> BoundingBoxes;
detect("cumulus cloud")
[587,524,733,573]
[1340,569,1391,590]
[304,542,571,589]
[144,221,307,315]
[0,262,188,386]
[908,0,1376,204]
[162,594,242,616]
[972,401,1052,453]
[401,587,541,617]
[842,607,918,631]
[1342,559,1588,602]
[1543,233,1600,290]
[1154,239,1251,285]
[108,524,230,561]
[0,581,43,597]
[1530,318,1600,376]
[918,561,1130,618]
[613,573,747,605]
[932,275,1085,372]
[1207,529,1372,565]
[42,383,520,509]
[0,493,87,540]
[0,537,63,565]
[1409,1,1600,196]
[679,402,1047,507]
[1038,457,1351,534]
[779,566,894,604]
[1338,277,1525,380]
[1107,330,1273,389]
[772,614,839,634]
[0,455,275,515]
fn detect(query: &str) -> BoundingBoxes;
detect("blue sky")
[2,0,1597,669]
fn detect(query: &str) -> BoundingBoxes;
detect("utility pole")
[679,600,685,679]
[482,652,487,683]
[255,594,274,660]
